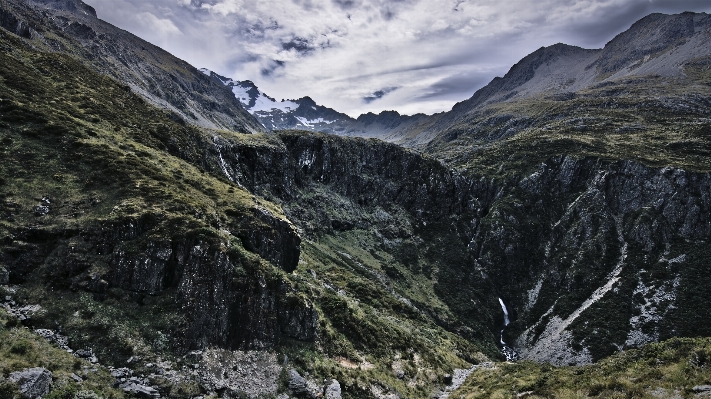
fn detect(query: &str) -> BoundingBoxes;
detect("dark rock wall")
[218,131,711,362]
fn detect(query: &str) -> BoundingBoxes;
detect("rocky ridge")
[201,12,711,150]
[201,69,428,140]
[1,0,263,133]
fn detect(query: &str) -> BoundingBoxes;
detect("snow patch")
[251,94,297,113]
[295,116,334,127]
[230,85,252,105]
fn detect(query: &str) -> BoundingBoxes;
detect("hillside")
[0,12,492,398]
[398,12,711,147]
[214,12,711,152]
[0,0,263,133]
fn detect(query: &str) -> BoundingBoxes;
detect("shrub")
[9,341,31,355]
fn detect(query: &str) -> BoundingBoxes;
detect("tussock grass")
[452,337,711,398]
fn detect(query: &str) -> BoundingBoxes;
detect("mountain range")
[199,68,432,141]
[1,1,711,398]
[208,11,711,151]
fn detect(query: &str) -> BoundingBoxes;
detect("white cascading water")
[498,297,519,361]
[498,298,510,344]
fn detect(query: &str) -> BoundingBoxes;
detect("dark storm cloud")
[417,70,492,100]
[363,87,398,103]
[282,37,314,53]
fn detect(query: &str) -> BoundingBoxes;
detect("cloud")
[135,12,181,37]
[332,0,360,10]
[282,37,314,54]
[363,87,398,103]
[83,0,711,117]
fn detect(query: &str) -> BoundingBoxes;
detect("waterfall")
[498,298,509,345]
[498,298,519,361]
[499,298,510,326]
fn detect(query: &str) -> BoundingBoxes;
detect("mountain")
[201,69,430,139]
[0,0,263,133]
[2,4,711,399]
[400,12,711,147]
[203,12,711,150]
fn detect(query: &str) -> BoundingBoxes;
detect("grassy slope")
[3,12,711,399]
[429,72,711,179]
[452,337,711,399]
[0,307,126,399]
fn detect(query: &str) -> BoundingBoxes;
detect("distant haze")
[84,0,711,117]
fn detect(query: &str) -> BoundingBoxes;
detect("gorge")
[1,1,711,398]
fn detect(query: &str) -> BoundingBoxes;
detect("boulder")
[8,368,53,399]
[324,379,341,399]
[119,382,160,399]
[287,369,309,396]
[33,205,49,216]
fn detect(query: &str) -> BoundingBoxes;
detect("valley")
[0,0,710,398]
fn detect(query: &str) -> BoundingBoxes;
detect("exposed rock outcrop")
[9,368,53,399]
[217,131,711,363]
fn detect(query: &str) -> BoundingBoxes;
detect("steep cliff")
[0,20,485,399]
[212,128,711,367]
[0,27,314,365]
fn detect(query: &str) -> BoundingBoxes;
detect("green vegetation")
[0,307,125,399]
[2,7,711,399]
[0,24,488,398]
[430,75,711,179]
[452,337,711,398]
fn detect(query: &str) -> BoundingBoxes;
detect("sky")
[83,0,711,117]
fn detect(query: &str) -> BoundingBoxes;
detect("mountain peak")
[296,96,317,107]
[29,0,97,18]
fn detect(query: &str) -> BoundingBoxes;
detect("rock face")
[287,369,340,399]
[216,131,711,364]
[2,0,711,372]
[9,368,53,399]
[324,379,342,399]
[103,224,316,351]
[28,0,96,17]
[287,369,310,397]
[198,350,282,399]
[2,215,314,353]
[0,266,8,284]
[0,8,38,39]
